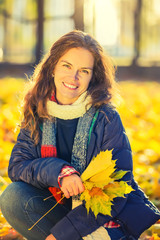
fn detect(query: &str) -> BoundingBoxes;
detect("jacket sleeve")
[8,128,72,189]
[50,109,133,240]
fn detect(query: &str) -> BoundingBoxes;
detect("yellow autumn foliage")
[81,150,114,182]
[151,234,160,240]
[0,78,25,179]
[80,149,134,217]
[115,81,160,201]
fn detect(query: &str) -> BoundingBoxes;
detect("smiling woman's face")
[53,47,94,105]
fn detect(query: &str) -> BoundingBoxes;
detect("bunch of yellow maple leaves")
[0,78,160,239]
[80,149,133,217]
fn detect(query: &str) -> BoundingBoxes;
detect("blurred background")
[0,0,160,79]
[0,0,160,239]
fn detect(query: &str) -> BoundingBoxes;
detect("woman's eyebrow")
[81,67,93,70]
[60,60,72,66]
[60,60,93,70]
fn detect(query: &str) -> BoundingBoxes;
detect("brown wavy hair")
[22,30,116,144]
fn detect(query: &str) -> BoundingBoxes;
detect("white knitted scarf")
[47,92,92,120]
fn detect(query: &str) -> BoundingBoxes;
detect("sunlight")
[153,0,160,15]
[94,0,119,46]
[0,48,3,61]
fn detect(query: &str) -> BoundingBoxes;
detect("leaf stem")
[28,195,65,231]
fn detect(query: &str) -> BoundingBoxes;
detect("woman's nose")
[70,70,79,80]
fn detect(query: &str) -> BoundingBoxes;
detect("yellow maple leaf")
[104,181,134,201]
[81,188,112,217]
[81,150,114,182]
[89,164,115,183]
[90,196,112,217]
[110,170,128,180]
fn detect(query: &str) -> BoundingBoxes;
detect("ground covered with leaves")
[0,78,160,239]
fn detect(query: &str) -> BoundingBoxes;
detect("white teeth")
[64,82,77,89]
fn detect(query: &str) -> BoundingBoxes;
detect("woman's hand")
[61,174,85,198]
[45,234,56,240]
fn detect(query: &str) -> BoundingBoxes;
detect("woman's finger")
[76,178,85,193]
[62,187,71,198]
[61,174,85,197]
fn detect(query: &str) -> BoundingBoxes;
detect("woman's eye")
[63,64,71,69]
[81,69,89,74]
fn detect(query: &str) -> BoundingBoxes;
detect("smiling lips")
[63,82,78,90]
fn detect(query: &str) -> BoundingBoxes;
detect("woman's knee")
[0,182,30,217]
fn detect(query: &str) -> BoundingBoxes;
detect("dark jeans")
[0,182,130,240]
[0,182,70,240]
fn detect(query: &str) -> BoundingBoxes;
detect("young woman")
[0,30,159,240]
